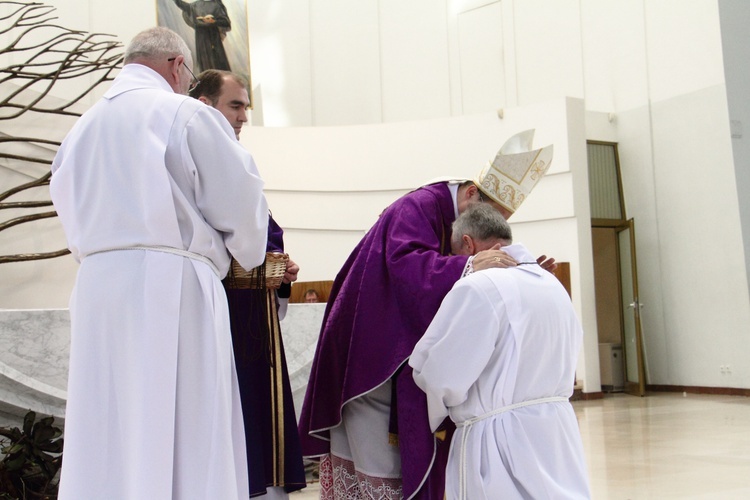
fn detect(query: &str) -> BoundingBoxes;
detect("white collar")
[103,64,174,100]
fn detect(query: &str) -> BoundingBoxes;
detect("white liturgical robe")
[50,64,268,499]
[410,244,590,500]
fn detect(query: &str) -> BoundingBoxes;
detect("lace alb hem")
[319,453,403,500]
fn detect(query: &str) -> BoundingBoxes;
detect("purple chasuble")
[298,183,469,498]
[266,215,285,254]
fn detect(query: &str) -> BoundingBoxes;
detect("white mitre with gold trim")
[474,129,553,214]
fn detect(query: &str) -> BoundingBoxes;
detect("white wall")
[720,0,750,313]
[247,0,313,125]
[651,87,749,388]
[591,1,750,389]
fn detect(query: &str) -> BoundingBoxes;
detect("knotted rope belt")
[454,396,569,500]
[86,245,220,277]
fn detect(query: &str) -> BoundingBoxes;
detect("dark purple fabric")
[225,215,306,497]
[298,183,469,499]
[266,215,284,253]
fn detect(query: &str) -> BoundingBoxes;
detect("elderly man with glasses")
[50,26,268,499]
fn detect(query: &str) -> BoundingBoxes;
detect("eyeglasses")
[167,57,200,91]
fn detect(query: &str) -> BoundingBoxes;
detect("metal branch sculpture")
[0,1,122,263]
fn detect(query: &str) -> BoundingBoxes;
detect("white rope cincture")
[454,396,569,500]
[86,245,220,277]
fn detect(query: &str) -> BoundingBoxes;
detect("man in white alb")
[409,204,591,500]
[50,27,268,499]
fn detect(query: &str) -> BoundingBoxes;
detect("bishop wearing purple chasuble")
[300,182,474,499]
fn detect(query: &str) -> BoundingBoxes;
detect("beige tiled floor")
[577,392,750,499]
[291,392,750,499]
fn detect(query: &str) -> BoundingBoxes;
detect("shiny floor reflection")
[292,392,750,499]
[577,392,750,499]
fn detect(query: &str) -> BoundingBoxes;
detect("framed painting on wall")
[157,0,252,108]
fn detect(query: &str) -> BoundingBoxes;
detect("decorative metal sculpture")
[0,1,122,263]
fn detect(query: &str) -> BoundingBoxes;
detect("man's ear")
[462,234,476,255]
[198,96,211,105]
[169,55,183,84]
[463,183,478,200]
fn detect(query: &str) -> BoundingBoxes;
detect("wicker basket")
[229,252,288,289]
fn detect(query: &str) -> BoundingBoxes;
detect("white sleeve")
[184,106,269,271]
[409,275,502,431]
[277,296,289,321]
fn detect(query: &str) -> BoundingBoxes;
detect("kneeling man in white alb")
[410,203,591,500]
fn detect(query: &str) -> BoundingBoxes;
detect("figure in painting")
[172,0,232,71]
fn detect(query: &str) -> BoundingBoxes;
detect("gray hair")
[451,203,513,249]
[124,27,191,65]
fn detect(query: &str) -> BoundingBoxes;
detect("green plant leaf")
[5,454,25,471]
[0,428,22,441]
[22,411,36,435]
[38,440,64,453]
[33,425,56,444]
[7,443,24,455]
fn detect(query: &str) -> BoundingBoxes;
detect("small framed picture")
[157,0,252,107]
